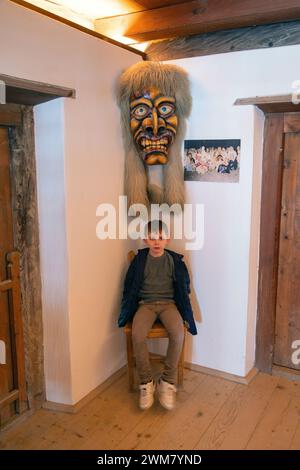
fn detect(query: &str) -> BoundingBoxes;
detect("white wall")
[167,46,300,376]
[0,0,140,404]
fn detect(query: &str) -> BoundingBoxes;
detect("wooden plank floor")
[1,370,300,450]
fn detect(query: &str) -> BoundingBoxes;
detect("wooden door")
[0,126,16,423]
[274,113,300,370]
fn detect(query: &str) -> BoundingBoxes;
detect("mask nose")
[143,110,166,136]
[150,108,158,135]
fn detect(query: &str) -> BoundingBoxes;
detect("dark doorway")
[0,108,27,426]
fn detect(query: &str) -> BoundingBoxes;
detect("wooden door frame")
[255,112,285,373]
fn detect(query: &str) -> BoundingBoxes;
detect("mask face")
[130,87,178,165]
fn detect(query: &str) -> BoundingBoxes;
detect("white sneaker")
[139,380,155,410]
[157,378,176,410]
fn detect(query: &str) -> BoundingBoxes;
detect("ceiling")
[15,0,300,52]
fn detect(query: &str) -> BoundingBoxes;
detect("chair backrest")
[128,250,136,263]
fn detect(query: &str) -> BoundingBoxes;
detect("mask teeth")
[140,138,168,147]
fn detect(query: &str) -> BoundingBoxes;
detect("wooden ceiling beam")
[133,0,185,9]
[95,0,300,42]
[144,21,300,61]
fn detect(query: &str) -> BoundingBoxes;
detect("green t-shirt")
[139,251,175,302]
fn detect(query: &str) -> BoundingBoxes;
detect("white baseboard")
[185,362,258,385]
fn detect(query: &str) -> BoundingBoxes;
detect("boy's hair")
[144,220,169,239]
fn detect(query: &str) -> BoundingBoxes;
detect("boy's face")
[143,230,170,257]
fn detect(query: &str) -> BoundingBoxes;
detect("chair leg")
[126,332,135,392]
[177,330,186,388]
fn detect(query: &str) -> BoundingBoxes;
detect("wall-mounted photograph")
[184,139,241,182]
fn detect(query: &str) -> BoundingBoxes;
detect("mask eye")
[158,103,174,116]
[132,105,149,118]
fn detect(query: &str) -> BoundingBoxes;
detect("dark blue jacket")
[118,248,197,335]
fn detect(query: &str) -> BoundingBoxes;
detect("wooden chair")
[124,251,186,391]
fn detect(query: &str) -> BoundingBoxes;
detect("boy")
[118,220,197,411]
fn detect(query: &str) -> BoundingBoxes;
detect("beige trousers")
[132,302,184,384]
